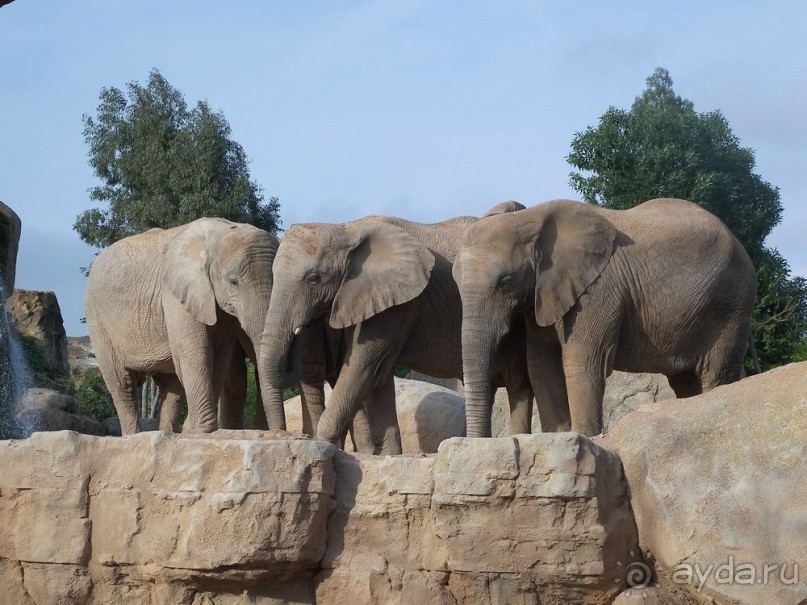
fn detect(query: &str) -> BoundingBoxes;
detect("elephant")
[157,330,269,432]
[85,217,285,434]
[452,197,757,437]
[259,202,534,455]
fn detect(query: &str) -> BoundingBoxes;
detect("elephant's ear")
[531,202,616,327]
[162,220,219,326]
[329,222,435,329]
[482,200,526,217]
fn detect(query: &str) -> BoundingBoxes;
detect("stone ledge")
[0,430,639,604]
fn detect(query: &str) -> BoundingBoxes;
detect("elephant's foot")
[375,427,403,456]
[182,421,218,434]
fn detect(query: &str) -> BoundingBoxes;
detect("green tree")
[752,249,807,368]
[75,68,279,248]
[568,68,807,369]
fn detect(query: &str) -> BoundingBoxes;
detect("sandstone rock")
[602,371,675,431]
[599,362,807,605]
[7,289,69,374]
[284,377,466,453]
[407,370,463,393]
[18,387,75,412]
[0,430,336,603]
[316,433,641,604]
[0,430,640,604]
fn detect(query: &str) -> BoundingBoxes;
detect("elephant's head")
[260,219,435,390]
[452,199,616,436]
[161,217,279,366]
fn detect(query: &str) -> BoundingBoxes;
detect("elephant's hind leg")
[667,371,703,399]
[348,405,376,454]
[300,380,327,437]
[219,352,247,429]
[105,365,141,435]
[365,375,401,455]
[527,342,572,433]
[155,373,185,432]
[505,382,534,435]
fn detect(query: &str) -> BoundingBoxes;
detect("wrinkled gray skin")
[453,198,757,437]
[158,330,267,432]
[260,202,533,455]
[85,218,284,434]
[292,315,376,452]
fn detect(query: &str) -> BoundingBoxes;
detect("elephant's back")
[359,214,476,261]
[87,228,181,298]
[603,199,756,367]
[610,198,734,243]
[85,228,178,360]
[609,199,755,285]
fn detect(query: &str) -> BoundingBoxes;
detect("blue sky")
[2,1,805,335]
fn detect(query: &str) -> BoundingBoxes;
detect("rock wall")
[0,431,640,604]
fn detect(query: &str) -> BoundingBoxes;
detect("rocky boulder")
[284,377,466,453]
[7,289,69,374]
[602,371,676,431]
[17,387,74,412]
[599,362,807,604]
[15,387,107,436]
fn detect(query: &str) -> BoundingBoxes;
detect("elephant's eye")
[499,273,515,288]
[305,271,321,285]
[227,275,239,287]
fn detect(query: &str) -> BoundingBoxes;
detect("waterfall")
[0,269,32,439]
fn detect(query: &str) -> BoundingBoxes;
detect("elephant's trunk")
[259,304,302,392]
[461,300,508,438]
[259,373,286,431]
[234,285,288,431]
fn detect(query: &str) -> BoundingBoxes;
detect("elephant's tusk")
[294,327,302,335]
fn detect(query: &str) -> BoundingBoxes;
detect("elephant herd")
[84,198,757,454]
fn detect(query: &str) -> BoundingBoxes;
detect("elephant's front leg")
[165,302,218,433]
[316,324,402,453]
[561,339,616,436]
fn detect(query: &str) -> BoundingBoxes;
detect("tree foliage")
[75,69,279,248]
[568,68,807,369]
[752,249,807,368]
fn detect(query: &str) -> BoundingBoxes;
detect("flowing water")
[0,271,32,439]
